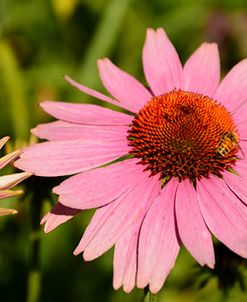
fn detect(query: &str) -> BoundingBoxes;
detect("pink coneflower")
[15,28,247,293]
[0,137,31,216]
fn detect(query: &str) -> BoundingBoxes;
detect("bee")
[216,131,244,157]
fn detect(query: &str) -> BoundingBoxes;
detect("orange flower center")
[128,89,239,182]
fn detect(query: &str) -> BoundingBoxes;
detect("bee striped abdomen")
[216,131,239,157]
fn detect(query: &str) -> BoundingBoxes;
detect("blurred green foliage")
[0,0,247,301]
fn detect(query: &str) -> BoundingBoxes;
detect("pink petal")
[234,116,247,143]
[234,110,247,143]
[222,169,247,205]
[15,139,129,176]
[41,203,82,233]
[0,172,31,190]
[142,28,182,95]
[137,178,180,293]
[64,75,120,107]
[55,158,149,209]
[98,58,152,113]
[0,208,17,216]
[40,101,133,125]
[32,120,129,142]
[238,141,247,158]
[182,43,220,96]
[0,150,21,169]
[0,189,22,200]
[175,179,215,268]
[73,175,161,261]
[234,159,247,179]
[214,59,247,111]
[197,176,247,258]
[233,105,247,129]
[239,131,247,142]
[113,218,142,293]
[0,137,10,149]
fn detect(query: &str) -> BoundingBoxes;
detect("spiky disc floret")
[128,90,238,182]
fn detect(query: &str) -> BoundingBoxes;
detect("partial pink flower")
[0,137,31,216]
[15,28,247,293]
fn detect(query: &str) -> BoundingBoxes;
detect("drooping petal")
[14,139,129,176]
[64,75,121,107]
[137,178,180,293]
[0,208,17,216]
[0,189,22,200]
[0,137,30,207]
[214,59,247,111]
[32,120,129,142]
[0,137,10,149]
[41,203,82,233]
[142,28,182,95]
[0,172,32,190]
[0,150,21,169]
[175,179,215,268]
[113,217,142,293]
[182,43,220,96]
[55,158,149,209]
[197,176,247,258]
[98,58,152,113]
[40,101,132,126]
[73,175,160,261]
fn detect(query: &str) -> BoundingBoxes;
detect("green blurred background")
[1,0,247,301]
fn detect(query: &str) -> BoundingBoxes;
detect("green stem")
[0,40,30,140]
[27,269,41,302]
[143,287,159,302]
[26,181,43,302]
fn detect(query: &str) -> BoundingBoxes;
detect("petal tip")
[73,246,82,256]
[122,284,134,293]
[39,101,54,110]
[7,209,18,215]
[64,75,78,87]
[43,227,50,234]
[112,282,121,291]
[149,284,161,294]
[40,214,49,225]
[146,28,155,35]
[156,27,166,35]
[0,208,18,216]
[0,136,10,148]
[97,58,107,64]
[31,127,38,136]
[208,262,215,269]
[82,251,92,261]
[201,42,219,52]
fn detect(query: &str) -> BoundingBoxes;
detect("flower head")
[0,137,31,216]
[15,28,247,293]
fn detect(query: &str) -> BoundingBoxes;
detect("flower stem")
[26,182,43,302]
[143,287,159,302]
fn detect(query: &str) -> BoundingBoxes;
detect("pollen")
[128,89,239,182]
